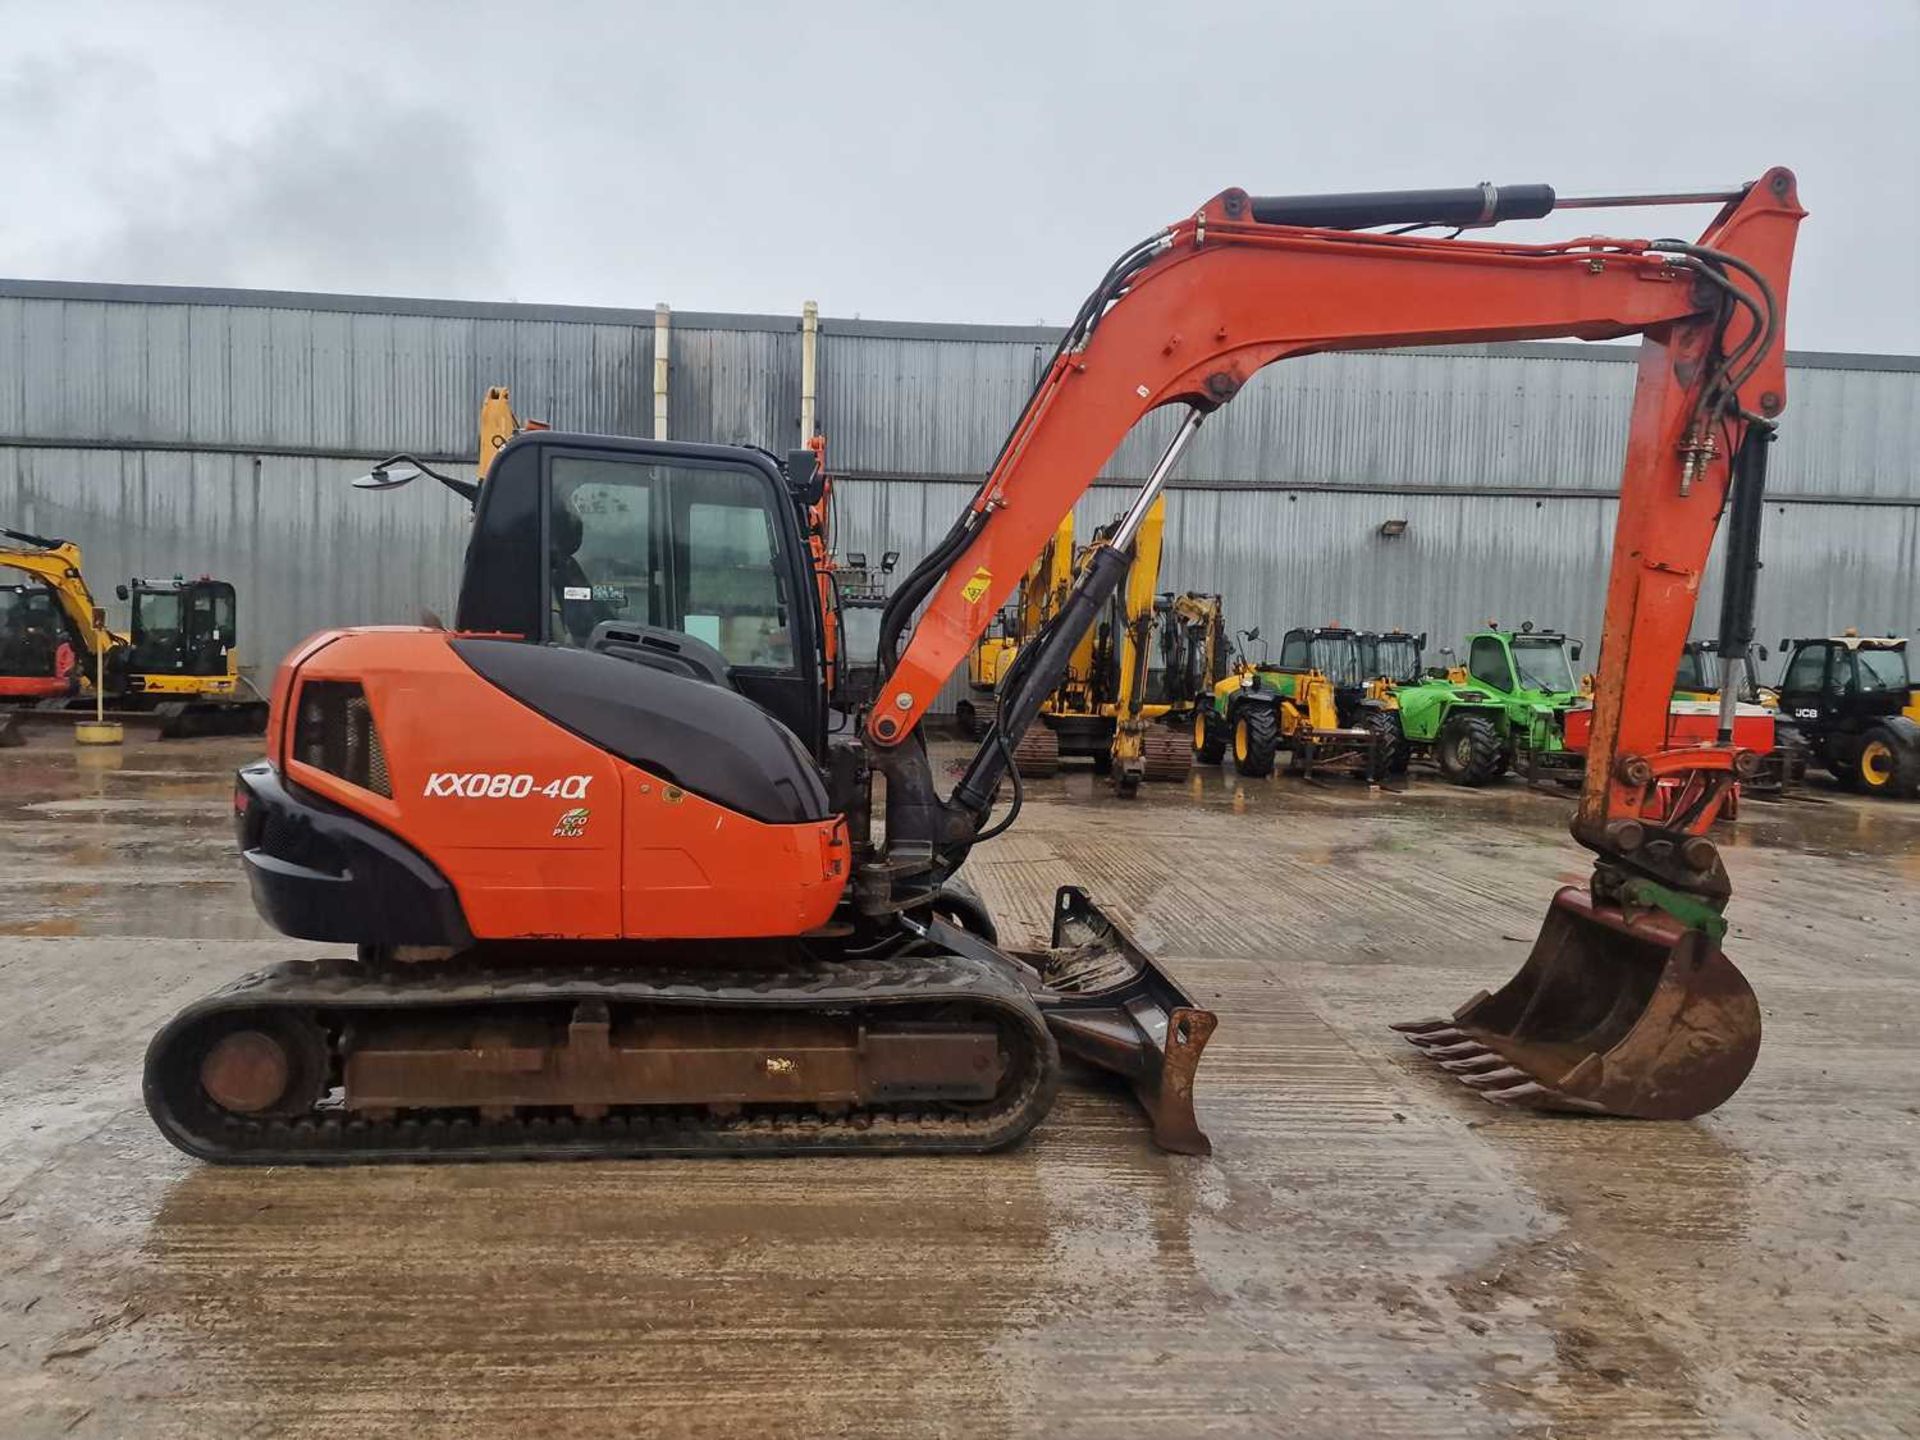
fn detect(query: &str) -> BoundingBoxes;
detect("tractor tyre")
[1853,725,1920,799]
[1362,709,1404,781]
[1232,705,1280,779]
[1436,713,1506,787]
[1192,709,1227,765]
[1360,709,1399,783]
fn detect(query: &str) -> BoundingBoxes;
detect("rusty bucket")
[1393,886,1761,1119]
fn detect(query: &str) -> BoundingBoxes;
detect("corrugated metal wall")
[2,280,1915,704]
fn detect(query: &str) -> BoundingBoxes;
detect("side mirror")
[352,460,422,491]
[785,448,825,507]
[1780,638,1790,653]
[881,551,899,574]
[1569,641,1584,663]
[1757,644,1770,662]
[1416,632,1427,649]
[114,584,129,602]
[1244,627,1261,642]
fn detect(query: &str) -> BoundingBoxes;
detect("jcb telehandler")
[1774,634,1919,797]
[146,170,1802,1166]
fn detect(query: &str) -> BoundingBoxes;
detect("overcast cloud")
[2,0,1913,352]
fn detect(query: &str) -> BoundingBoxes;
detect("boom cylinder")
[951,410,1204,817]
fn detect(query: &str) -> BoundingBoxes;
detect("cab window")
[1780,644,1828,693]
[1469,636,1512,691]
[1856,648,1909,693]
[549,456,793,671]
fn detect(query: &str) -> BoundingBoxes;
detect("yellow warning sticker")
[959,567,993,605]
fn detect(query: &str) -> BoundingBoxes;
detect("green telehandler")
[1388,624,1585,786]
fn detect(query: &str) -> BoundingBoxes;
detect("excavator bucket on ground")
[1392,887,1761,1119]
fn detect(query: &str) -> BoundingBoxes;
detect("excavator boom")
[872,172,1801,1120]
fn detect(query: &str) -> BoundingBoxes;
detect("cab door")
[1777,642,1835,735]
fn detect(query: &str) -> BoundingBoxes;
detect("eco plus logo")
[552,807,590,838]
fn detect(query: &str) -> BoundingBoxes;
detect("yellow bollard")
[74,608,123,747]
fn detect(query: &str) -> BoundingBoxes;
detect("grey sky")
[3,0,1913,352]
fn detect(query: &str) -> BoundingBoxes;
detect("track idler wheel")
[188,1018,330,1119]
[1393,886,1761,1119]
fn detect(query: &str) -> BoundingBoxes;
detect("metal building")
[2,278,1914,708]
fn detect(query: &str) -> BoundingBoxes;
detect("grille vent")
[293,681,392,797]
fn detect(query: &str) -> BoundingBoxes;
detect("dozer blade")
[1393,885,1760,1119]
[1014,886,1217,1155]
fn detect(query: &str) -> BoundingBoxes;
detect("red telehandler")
[145,172,1801,1161]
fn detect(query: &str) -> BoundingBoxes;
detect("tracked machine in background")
[0,526,267,739]
[147,170,1802,1163]
[1007,501,1192,791]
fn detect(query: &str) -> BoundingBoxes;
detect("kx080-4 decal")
[423,773,594,800]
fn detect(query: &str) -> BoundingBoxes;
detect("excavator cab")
[460,434,829,756]
[123,578,239,683]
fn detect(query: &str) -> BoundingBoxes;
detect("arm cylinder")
[1248,183,1554,230]
[1715,427,1772,741]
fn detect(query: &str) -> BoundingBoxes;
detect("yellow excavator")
[0,526,266,741]
[1005,497,1191,791]
[957,512,1074,739]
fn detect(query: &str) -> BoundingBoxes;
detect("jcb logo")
[423,772,593,800]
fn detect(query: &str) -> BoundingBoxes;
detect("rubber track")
[145,952,1061,1164]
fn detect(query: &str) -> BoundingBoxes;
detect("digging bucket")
[1393,885,1760,1119]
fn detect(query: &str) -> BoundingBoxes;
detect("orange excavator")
[144,171,1801,1162]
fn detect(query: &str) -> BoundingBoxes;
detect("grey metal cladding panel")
[185,304,231,444]
[0,444,475,673]
[1770,366,1920,500]
[584,323,649,437]
[667,327,801,450]
[227,306,274,445]
[1121,351,1639,489]
[1150,487,1615,653]
[18,300,69,436]
[818,334,1042,476]
[1698,500,1920,651]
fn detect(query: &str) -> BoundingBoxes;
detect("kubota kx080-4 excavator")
[145,171,1802,1162]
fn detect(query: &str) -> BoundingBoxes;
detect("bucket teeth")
[1388,1017,1453,1035]
[1421,1039,1495,1059]
[1437,1052,1507,1074]
[1457,1066,1534,1091]
[1479,1080,1553,1105]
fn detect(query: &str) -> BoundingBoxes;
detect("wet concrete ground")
[0,732,1914,1438]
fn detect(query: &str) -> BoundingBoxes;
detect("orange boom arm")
[871,174,1803,814]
